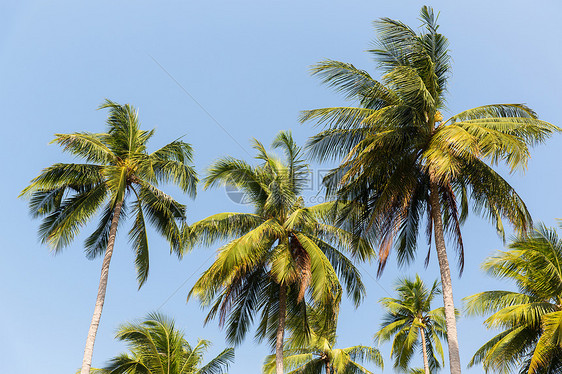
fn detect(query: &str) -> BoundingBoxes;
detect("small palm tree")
[94,313,234,374]
[263,307,383,374]
[20,100,197,374]
[376,275,447,374]
[187,131,374,374]
[464,223,562,373]
[301,7,558,373]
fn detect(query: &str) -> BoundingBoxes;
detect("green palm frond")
[129,199,150,288]
[84,201,117,259]
[186,212,264,248]
[310,60,399,107]
[197,348,235,374]
[38,183,108,252]
[52,132,115,164]
[20,163,104,198]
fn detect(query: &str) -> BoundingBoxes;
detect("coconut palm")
[375,275,447,374]
[301,7,558,373]
[187,131,375,374]
[94,313,234,374]
[464,223,562,373]
[263,307,383,374]
[20,100,197,374]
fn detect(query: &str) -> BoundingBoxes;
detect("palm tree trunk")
[429,182,462,374]
[80,200,123,374]
[325,362,331,374]
[276,283,287,374]
[420,328,430,374]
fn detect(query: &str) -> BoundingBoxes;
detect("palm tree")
[93,313,234,374]
[301,7,558,373]
[187,131,375,374]
[20,100,198,374]
[263,307,383,374]
[464,223,562,373]
[375,275,447,374]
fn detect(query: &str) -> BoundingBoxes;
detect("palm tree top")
[302,6,559,273]
[203,130,310,218]
[95,312,234,374]
[376,275,447,373]
[378,275,441,319]
[20,99,198,286]
[187,131,375,352]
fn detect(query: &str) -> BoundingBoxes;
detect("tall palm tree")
[187,131,375,374]
[301,7,558,373]
[375,275,447,374]
[20,100,198,374]
[464,223,562,374]
[94,313,234,374]
[263,307,383,374]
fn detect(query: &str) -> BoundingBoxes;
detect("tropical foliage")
[186,131,375,374]
[15,5,561,374]
[263,307,383,374]
[375,275,447,374]
[20,100,198,374]
[464,223,562,373]
[301,6,558,373]
[93,313,234,374]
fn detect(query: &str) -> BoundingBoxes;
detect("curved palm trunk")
[80,200,123,374]
[276,283,287,374]
[325,361,331,374]
[420,328,430,374]
[429,182,461,374]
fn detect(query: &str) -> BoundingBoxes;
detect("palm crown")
[464,223,562,374]
[301,7,558,373]
[186,131,375,373]
[96,313,234,374]
[375,275,447,373]
[21,99,197,285]
[303,7,556,269]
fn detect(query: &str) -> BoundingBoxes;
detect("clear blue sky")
[1,1,561,373]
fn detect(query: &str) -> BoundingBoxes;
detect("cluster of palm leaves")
[88,313,234,374]
[20,5,559,374]
[464,223,562,374]
[263,306,384,374]
[376,276,447,374]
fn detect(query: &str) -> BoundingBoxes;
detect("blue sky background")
[1,1,561,373]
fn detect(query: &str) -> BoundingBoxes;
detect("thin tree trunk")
[429,182,462,374]
[325,361,331,374]
[276,283,287,374]
[80,200,123,374]
[420,328,430,374]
